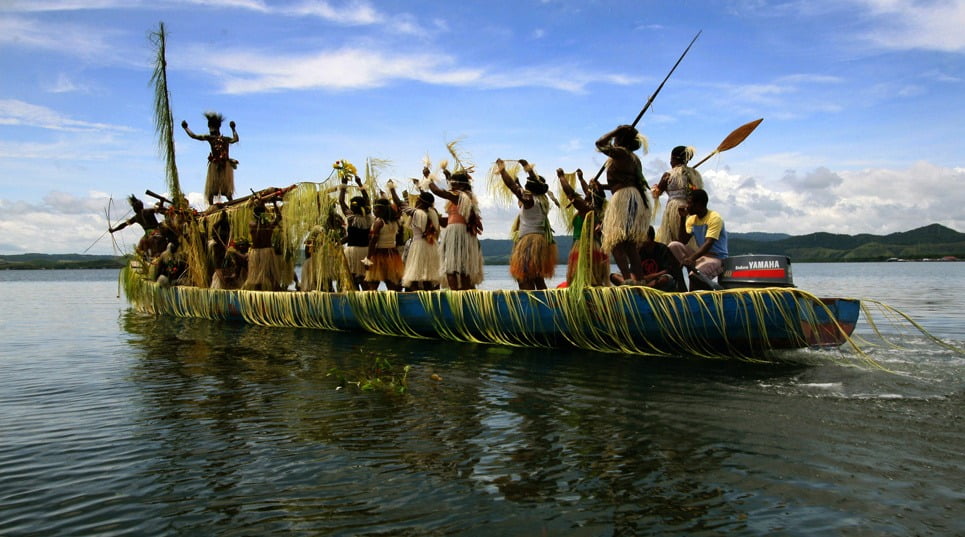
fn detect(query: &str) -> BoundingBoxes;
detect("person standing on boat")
[220,238,249,290]
[362,199,404,291]
[596,124,652,283]
[400,189,442,291]
[109,194,168,259]
[652,145,703,245]
[667,188,728,291]
[208,211,231,289]
[181,112,239,206]
[339,174,373,290]
[557,167,608,286]
[497,159,556,290]
[429,166,484,290]
[243,198,284,291]
[301,204,347,292]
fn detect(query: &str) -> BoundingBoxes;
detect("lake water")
[1,263,963,536]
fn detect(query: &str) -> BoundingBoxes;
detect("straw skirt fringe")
[601,188,650,253]
[566,239,609,285]
[439,223,484,285]
[510,233,557,280]
[243,248,284,291]
[205,162,234,201]
[365,248,404,283]
[402,239,441,286]
[344,245,368,278]
[302,241,346,291]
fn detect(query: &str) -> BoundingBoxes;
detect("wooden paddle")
[692,118,763,169]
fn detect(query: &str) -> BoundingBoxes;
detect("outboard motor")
[718,254,794,289]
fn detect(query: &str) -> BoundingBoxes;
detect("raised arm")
[557,168,591,214]
[355,175,370,207]
[496,159,530,206]
[227,120,239,143]
[180,120,205,141]
[428,181,458,203]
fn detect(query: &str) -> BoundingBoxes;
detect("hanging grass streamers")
[122,262,963,367]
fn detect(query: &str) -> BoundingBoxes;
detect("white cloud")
[857,0,965,52]
[182,45,636,94]
[694,161,965,235]
[284,0,382,25]
[0,15,123,61]
[0,100,131,133]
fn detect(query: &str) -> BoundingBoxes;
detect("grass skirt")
[302,241,345,291]
[601,187,651,253]
[566,239,609,285]
[344,245,368,278]
[243,248,284,291]
[402,239,441,286]
[655,196,690,246]
[205,162,234,201]
[439,223,484,285]
[365,248,404,283]
[510,233,557,280]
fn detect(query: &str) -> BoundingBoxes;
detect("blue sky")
[1,0,963,255]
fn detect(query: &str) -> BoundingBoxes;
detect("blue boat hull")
[122,267,859,358]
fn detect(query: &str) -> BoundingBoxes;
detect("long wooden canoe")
[121,265,859,359]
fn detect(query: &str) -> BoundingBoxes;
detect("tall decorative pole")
[149,22,185,207]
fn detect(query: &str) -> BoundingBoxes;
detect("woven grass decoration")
[121,263,935,366]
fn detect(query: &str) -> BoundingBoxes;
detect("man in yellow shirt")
[668,189,728,290]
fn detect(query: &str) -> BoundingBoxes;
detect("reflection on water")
[0,266,963,535]
[109,309,964,535]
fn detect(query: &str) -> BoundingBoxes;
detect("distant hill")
[728,223,965,262]
[482,224,963,264]
[0,253,127,270]
[2,224,961,268]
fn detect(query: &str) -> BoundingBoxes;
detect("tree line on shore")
[2,223,962,270]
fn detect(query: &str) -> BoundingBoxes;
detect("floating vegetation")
[328,356,411,395]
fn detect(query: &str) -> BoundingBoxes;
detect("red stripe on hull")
[729,269,786,279]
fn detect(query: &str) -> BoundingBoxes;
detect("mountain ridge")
[1,224,961,269]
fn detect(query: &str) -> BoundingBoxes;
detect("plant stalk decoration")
[150,22,185,208]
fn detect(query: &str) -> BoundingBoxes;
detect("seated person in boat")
[558,167,608,286]
[363,198,404,291]
[638,225,683,291]
[497,158,556,290]
[242,198,285,291]
[667,188,729,291]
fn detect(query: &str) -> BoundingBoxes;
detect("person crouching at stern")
[667,188,728,291]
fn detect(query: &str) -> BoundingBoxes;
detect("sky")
[1,0,963,255]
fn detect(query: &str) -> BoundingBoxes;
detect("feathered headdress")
[204,111,225,129]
